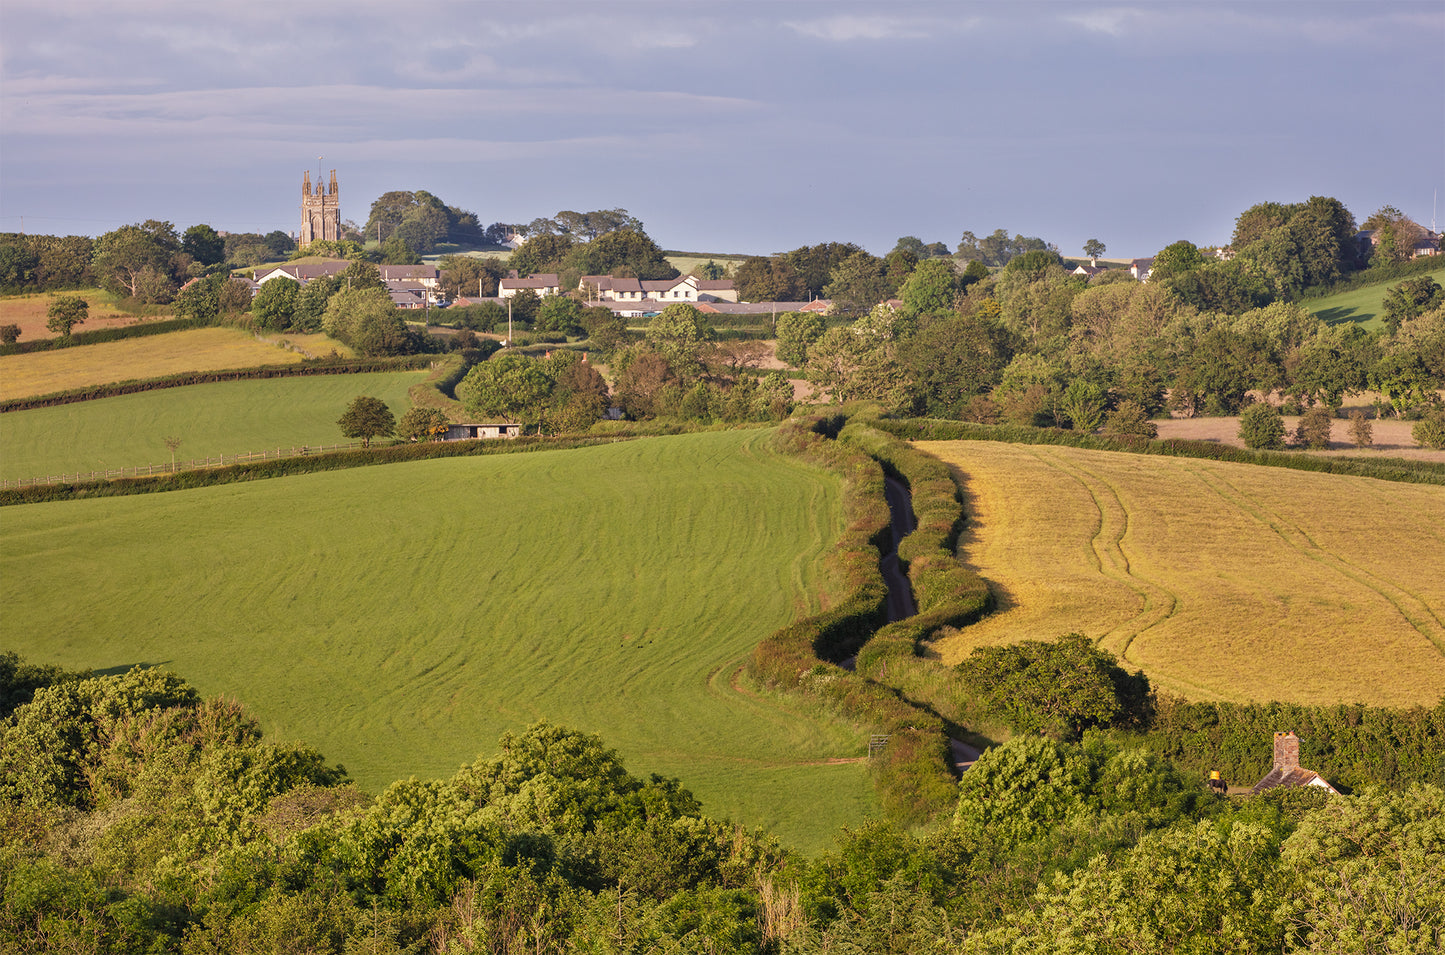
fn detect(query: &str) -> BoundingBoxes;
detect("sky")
[1,0,1442,260]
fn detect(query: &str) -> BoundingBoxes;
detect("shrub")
[0,324,19,344]
[1292,405,1334,450]
[1102,399,1158,439]
[1347,410,1374,448]
[1413,407,1445,450]
[1239,402,1286,450]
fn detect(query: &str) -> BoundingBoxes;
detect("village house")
[1249,731,1339,796]
[252,260,443,305]
[578,273,739,305]
[498,272,561,298]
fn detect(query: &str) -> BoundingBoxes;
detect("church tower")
[300,170,340,246]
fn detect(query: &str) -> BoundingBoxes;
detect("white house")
[498,272,561,298]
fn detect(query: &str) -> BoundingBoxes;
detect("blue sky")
[1,0,1441,259]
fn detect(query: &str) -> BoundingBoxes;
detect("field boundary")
[873,418,1445,486]
[0,433,634,506]
[1,442,373,489]
[0,355,438,412]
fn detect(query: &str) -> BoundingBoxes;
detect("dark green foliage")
[1412,405,1445,450]
[1293,404,1334,449]
[45,294,88,336]
[1140,695,1445,791]
[954,634,1152,740]
[1239,401,1287,449]
[0,651,91,720]
[336,395,395,446]
[1382,275,1445,333]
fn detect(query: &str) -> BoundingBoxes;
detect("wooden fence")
[0,442,366,489]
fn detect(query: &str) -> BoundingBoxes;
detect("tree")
[1,323,20,344]
[91,221,180,300]
[322,287,410,356]
[774,311,825,367]
[1082,238,1106,264]
[822,250,893,315]
[456,352,554,425]
[1150,240,1205,280]
[1347,410,1373,448]
[1364,206,1430,264]
[644,304,714,378]
[1381,276,1444,333]
[534,295,583,335]
[897,258,958,316]
[1293,405,1334,449]
[897,313,1003,418]
[1058,378,1107,433]
[337,396,395,447]
[1102,399,1158,438]
[182,224,225,266]
[163,436,183,471]
[566,228,678,281]
[1239,401,1286,449]
[397,407,451,442]
[251,278,301,330]
[1414,406,1445,450]
[45,295,88,336]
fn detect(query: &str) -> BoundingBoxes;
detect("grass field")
[0,288,170,341]
[919,440,1445,707]
[0,327,314,400]
[0,430,878,850]
[1305,267,1445,329]
[0,371,425,481]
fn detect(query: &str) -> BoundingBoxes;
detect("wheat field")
[0,327,307,400]
[920,440,1445,707]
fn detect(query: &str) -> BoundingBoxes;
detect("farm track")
[1188,466,1445,657]
[1028,448,1179,663]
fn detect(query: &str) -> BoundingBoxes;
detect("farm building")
[443,423,522,441]
[1249,731,1339,795]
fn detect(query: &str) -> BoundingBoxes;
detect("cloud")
[1062,9,1140,37]
[784,14,960,42]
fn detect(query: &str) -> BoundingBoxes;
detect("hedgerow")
[872,417,1445,486]
[0,355,438,412]
[751,416,958,824]
[0,434,631,506]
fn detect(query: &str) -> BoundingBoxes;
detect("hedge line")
[0,434,630,507]
[872,418,1445,486]
[0,316,200,356]
[749,417,959,824]
[0,356,439,413]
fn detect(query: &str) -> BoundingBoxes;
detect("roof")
[500,273,560,289]
[1249,767,1339,795]
[378,265,438,281]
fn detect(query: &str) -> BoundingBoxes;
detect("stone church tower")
[300,170,340,246]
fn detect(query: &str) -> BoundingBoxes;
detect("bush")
[1102,399,1159,439]
[1239,402,1286,450]
[1347,410,1374,448]
[1292,405,1334,450]
[1413,407,1445,450]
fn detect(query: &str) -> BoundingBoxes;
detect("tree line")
[1,653,1439,953]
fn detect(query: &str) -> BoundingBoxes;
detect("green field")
[0,372,425,481]
[0,430,878,850]
[1305,266,1445,329]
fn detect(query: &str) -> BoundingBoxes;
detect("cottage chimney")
[1273,732,1300,772]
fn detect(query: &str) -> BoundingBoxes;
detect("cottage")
[1249,732,1339,795]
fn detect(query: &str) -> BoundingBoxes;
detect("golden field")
[0,327,308,400]
[919,440,1445,707]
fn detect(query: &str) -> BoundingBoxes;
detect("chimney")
[1273,732,1300,772]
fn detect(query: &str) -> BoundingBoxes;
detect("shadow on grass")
[93,661,171,676]
[1316,305,1371,325]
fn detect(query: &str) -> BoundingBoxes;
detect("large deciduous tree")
[91,220,181,301]
[337,396,395,447]
[774,311,825,367]
[182,224,225,266]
